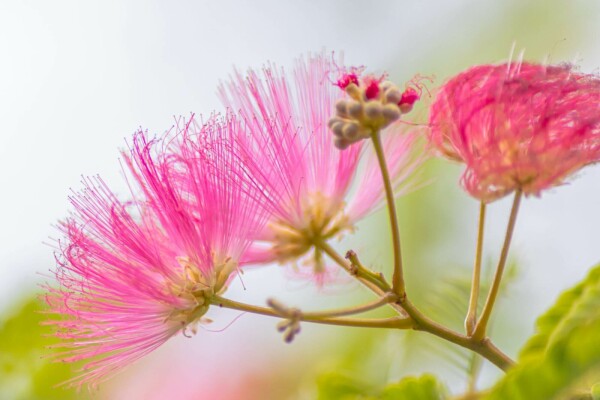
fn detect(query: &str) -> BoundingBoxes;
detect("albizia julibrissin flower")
[429,62,600,202]
[45,115,269,388]
[219,52,424,280]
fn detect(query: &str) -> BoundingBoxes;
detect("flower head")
[429,62,600,202]
[45,115,268,387]
[219,52,423,281]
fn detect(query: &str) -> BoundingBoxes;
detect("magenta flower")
[429,62,600,202]
[219,52,423,280]
[45,115,268,387]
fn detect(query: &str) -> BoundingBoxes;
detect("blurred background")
[1,0,599,398]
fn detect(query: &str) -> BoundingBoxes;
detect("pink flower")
[429,62,600,202]
[45,115,268,388]
[219,52,423,280]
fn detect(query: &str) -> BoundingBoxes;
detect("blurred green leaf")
[316,373,446,400]
[380,374,447,400]
[316,372,374,400]
[591,383,600,400]
[0,297,81,400]
[518,265,600,362]
[485,264,600,400]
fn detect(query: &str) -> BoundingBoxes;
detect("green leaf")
[316,372,375,400]
[591,382,600,400]
[0,297,82,400]
[518,265,600,362]
[380,374,446,400]
[485,264,600,400]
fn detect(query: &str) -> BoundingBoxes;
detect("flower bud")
[347,102,363,118]
[364,101,382,119]
[335,99,350,117]
[382,104,401,122]
[334,136,350,150]
[342,122,360,140]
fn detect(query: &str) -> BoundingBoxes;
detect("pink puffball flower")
[429,62,600,202]
[45,115,268,388]
[219,52,424,280]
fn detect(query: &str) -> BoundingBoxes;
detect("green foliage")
[380,375,447,400]
[591,383,600,400]
[316,373,446,400]
[0,297,81,400]
[485,265,600,400]
[316,372,374,399]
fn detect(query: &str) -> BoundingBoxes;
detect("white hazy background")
[1,0,599,397]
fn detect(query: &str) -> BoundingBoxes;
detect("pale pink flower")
[45,115,268,388]
[219,52,423,280]
[429,62,600,202]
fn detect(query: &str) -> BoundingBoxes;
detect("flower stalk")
[472,190,522,340]
[211,295,410,329]
[371,129,406,298]
[466,202,486,336]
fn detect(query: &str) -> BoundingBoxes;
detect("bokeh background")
[1,0,599,398]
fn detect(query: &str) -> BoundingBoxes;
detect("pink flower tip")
[335,72,359,89]
[398,87,420,113]
[364,76,382,99]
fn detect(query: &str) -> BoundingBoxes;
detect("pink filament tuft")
[429,62,600,202]
[46,114,270,388]
[219,51,424,281]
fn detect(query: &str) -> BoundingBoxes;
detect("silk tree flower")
[429,61,600,202]
[45,115,269,388]
[219,52,424,281]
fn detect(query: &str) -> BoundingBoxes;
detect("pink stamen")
[335,73,359,89]
[398,87,420,111]
[364,79,380,99]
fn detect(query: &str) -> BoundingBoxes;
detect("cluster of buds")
[328,72,420,150]
[268,298,302,343]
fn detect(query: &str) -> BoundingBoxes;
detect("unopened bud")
[342,122,360,140]
[335,100,349,117]
[331,121,346,137]
[347,102,363,118]
[382,104,401,122]
[380,81,393,91]
[344,83,362,101]
[364,101,382,119]
[384,88,402,104]
[334,137,350,150]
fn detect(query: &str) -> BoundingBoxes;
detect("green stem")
[402,296,513,371]
[211,295,412,329]
[466,202,486,336]
[472,190,522,341]
[293,295,395,318]
[371,130,405,298]
[320,242,515,371]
